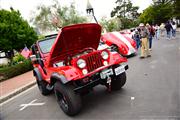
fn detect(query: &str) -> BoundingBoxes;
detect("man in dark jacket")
[165,21,173,40]
[146,23,155,50]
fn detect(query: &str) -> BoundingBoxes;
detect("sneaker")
[149,49,152,51]
[147,55,151,57]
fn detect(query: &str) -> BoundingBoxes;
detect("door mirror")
[30,55,37,62]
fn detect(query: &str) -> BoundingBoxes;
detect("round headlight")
[77,59,86,68]
[103,61,108,66]
[82,69,88,75]
[101,51,109,60]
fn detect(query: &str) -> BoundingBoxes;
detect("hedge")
[0,60,33,81]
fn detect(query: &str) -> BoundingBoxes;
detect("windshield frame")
[38,36,56,54]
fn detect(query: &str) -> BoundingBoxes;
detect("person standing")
[165,21,173,40]
[146,23,155,51]
[171,21,177,38]
[130,29,135,40]
[133,29,141,49]
[160,23,165,37]
[139,23,151,58]
[155,24,160,40]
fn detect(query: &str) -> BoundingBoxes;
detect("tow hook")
[46,84,54,90]
[107,76,111,92]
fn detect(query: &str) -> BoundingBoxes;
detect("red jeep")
[30,23,128,116]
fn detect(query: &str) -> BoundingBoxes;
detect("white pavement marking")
[130,97,135,108]
[0,85,36,106]
[19,99,45,111]
[131,97,135,100]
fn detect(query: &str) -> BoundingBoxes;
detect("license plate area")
[114,65,125,75]
[100,69,113,79]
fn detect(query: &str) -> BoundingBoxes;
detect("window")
[38,37,56,53]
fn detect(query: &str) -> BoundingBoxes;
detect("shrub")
[0,59,33,81]
[12,53,26,65]
[0,64,9,68]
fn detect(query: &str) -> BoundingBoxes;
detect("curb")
[0,80,36,104]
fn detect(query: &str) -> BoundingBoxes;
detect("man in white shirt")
[172,21,177,38]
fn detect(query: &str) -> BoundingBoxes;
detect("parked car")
[101,31,137,56]
[30,23,128,116]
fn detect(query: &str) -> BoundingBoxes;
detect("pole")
[92,10,98,23]
[124,0,126,18]
[86,0,98,23]
[123,0,126,29]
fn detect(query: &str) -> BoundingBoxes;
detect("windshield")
[38,37,56,53]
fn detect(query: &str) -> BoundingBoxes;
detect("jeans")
[172,29,176,37]
[135,37,140,49]
[149,35,152,49]
[167,31,171,39]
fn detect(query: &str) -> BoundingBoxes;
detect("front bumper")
[74,64,128,93]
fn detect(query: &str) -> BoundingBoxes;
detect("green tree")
[111,0,139,29]
[139,6,156,24]
[152,0,180,18]
[100,17,120,32]
[31,1,87,33]
[0,8,37,58]
[111,0,139,19]
[153,0,173,5]
[173,0,180,19]
[139,3,173,24]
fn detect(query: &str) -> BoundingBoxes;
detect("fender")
[33,68,43,81]
[109,52,127,64]
[50,72,69,85]
[50,66,82,84]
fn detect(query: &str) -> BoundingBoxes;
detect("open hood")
[48,23,101,64]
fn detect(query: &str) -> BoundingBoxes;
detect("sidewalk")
[0,70,36,103]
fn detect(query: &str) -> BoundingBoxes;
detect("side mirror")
[30,55,37,62]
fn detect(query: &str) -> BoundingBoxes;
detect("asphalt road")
[1,33,180,120]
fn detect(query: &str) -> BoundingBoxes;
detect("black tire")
[36,76,51,95]
[111,72,126,90]
[54,81,82,116]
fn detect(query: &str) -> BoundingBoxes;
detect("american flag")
[21,47,30,59]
